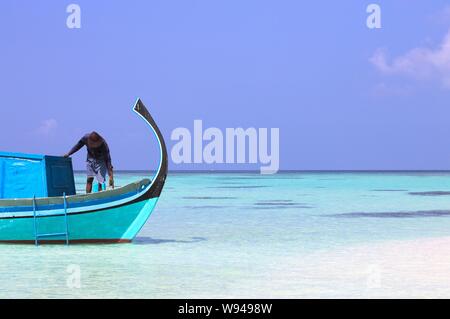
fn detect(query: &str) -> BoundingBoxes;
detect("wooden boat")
[0,99,168,244]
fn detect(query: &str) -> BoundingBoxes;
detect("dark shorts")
[86,159,107,184]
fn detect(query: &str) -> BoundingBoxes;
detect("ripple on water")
[210,186,269,189]
[371,189,408,192]
[182,196,237,200]
[252,200,313,210]
[327,210,450,218]
[409,191,450,196]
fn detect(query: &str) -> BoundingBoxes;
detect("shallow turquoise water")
[2,172,450,298]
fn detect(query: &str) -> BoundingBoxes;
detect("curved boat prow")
[119,98,169,241]
[133,98,168,199]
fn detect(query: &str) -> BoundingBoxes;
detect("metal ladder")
[33,193,70,246]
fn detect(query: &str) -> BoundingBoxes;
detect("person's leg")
[86,177,94,193]
[86,160,96,194]
[95,160,107,192]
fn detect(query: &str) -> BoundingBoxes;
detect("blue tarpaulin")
[0,152,76,199]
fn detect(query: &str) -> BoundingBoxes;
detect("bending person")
[65,132,114,193]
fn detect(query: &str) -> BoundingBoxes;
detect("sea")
[2,171,450,298]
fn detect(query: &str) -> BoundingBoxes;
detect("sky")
[1,0,450,171]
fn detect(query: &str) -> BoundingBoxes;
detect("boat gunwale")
[0,179,152,214]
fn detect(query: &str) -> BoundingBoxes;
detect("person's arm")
[104,142,114,188]
[64,138,86,158]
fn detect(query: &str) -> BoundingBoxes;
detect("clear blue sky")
[1,0,450,170]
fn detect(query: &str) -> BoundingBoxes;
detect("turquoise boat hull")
[0,198,158,243]
[0,99,168,244]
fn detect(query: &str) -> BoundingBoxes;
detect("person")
[64,132,114,193]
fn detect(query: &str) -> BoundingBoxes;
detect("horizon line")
[74,169,450,173]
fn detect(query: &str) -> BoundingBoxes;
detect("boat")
[0,98,168,244]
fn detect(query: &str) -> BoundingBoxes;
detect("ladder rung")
[36,233,68,238]
[33,193,70,246]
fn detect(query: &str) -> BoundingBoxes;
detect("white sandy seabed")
[258,236,450,299]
